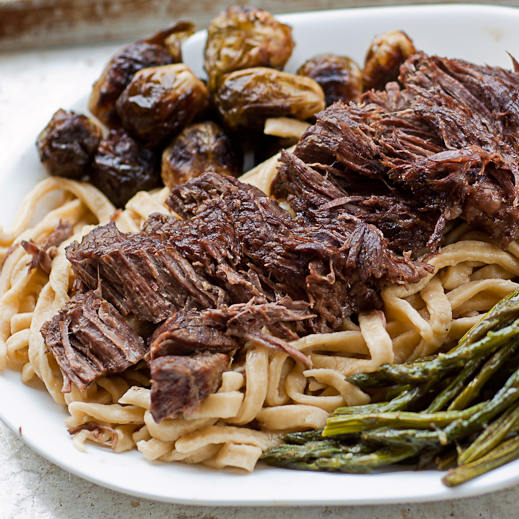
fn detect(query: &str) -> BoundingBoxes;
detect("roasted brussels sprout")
[215,67,325,131]
[37,109,101,180]
[88,21,194,128]
[297,54,363,106]
[116,64,209,148]
[161,121,242,187]
[90,129,161,208]
[204,5,294,90]
[164,25,196,62]
[362,30,416,91]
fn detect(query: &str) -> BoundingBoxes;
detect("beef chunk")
[399,53,519,145]
[68,167,430,336]
[275,150,443,254]
[143,210,275,305]
[148,298,313,422]
[150,352,229,422]
[292,103,388,179]
[66,222,227,323]
[40,291,147,392]
[149,298,313,364]
[149,310,239,358]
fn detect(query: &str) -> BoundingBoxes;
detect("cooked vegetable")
[161,121,242,188]
[362,30,416,91]
[37,109,101,180]
[116,64,209,148]
[90,129,161,208]
[297,54,363,106]
[443,434,519,486]
[204,5,294,91]
[215,67,325,131]
[163,24,196,62]
[263,287,519,486]
[88,21,194,128]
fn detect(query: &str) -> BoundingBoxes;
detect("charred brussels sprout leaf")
[161,121,243,188]
[37,109,101,180]
[215,67,325,131]
[204,5,294,90]
[90,129,161,208]
[164,24,196,62]
[116,64,209,148]
[88,21,194,128]
[297,54,363,106]
[362,30,416,92]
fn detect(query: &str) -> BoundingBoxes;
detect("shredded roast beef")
[40,290,146,392]
[149,298,313,366]
[275,53,519,250]
[66,221,228,323]
[150,352,230,422]
[167,171,429,331]
[45,50,519,423]
[66,171,428,337]
[56,167,430,419]
[149,311,238,358]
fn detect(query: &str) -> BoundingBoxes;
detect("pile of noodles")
[1,119,517,471]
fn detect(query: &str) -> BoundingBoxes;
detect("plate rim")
[2,2,519,506]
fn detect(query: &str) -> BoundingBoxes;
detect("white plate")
[2,3,519,506]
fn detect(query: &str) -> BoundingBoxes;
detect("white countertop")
[1,40,519,519]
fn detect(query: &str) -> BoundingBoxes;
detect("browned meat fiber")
[40,291,147,392]
[67,171,428,334]
[66,221,227,323]
[149,298,314,368]
[166,172,430,332]
[273,52,519,251]
[21,220,72,274]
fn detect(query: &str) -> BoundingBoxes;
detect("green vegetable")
[261,287,519,487]
[443,435,519,487]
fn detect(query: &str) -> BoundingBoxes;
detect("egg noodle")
[1,119,518,472]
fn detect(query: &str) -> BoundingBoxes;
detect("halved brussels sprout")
[362,30,416,92]
[204,5,294,90]
[161,121,243,187]
[215,67,325,130]
[37,109,101,180]
[88,22,195,128]
[297,54,363,106]
[116,64,209,148]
